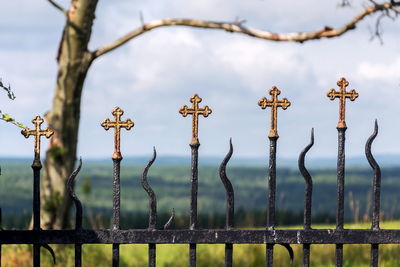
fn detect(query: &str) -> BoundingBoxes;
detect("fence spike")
[41,244,56,264]
[219,138,234,267]
[67,158,83,267]
[298,128,314,267]
[67,157,83,230]
[365,120,381,230]
[163,208,175,230]
[365,120,381,267]
[279,244,294,267]
[142,147,157,229]
[219,138,234,229]
[299,128,314,229]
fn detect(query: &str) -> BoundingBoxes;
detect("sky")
[0,0,400,162]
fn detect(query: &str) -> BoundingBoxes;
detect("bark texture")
[42,0,98,229]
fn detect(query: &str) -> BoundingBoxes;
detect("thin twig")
[0,79,15,100]
[338,0,352,7]
[0,79,27,128]
[0,112,27,129]
[47,0,68,15]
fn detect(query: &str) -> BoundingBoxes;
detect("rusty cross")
[101,107,134,160]
[258,86,291,138]
[21,115,54,165]
[327,77,359,129]
[179,94,212,145]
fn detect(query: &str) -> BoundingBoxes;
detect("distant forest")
[1,161,400,229]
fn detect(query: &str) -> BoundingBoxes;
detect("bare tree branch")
[338,0,353,8]
[47,0,68,15]
[0,79,15,100]
[0,79,26,128]
[92,1,400,59]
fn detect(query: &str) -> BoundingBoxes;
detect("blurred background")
[1,0,400,266]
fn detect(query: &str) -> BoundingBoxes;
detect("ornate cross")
[258,86,291,138]
[21,115,54,164]
[327,77,359,129]
[101,107,134,160]
[179,94,212,145]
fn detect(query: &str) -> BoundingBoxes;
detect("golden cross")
[101,107,134,160]
[179,94,212,145]
[21,115,54,164]
[258,86,291,138]
[327,77,359,129]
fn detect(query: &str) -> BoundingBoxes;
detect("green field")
[2,161,400,265]
[3,222,400,266]
[2,161,400,228]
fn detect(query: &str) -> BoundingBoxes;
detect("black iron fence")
[0,77,395,267]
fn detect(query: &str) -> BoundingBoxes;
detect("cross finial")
[258,86,291,138]
[327,77,359,129]
[101,107,134,160]
[21,115,54,166]
[179,94,212,145]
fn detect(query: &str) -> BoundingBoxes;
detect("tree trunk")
[41,0,98,229]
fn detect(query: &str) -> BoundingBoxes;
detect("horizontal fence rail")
[0,77,396,267]
[2,229,400,244]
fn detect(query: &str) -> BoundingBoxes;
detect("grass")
[3,221,400,266]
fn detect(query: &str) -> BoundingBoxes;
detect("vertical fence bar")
[32,159,42,267]
[336,129,346,230]
[219,139,234,267]
[0,208,2,267]
[32,162,41,267]
[299,129,314,267]
[366,120,381,267]
[101,107,134,267]
[189,144,199,230]
[327,77,358,267]
[149,244,156,267]
[189,143,199,267]
[179,94,212,267]
[112,158,121,267]
[335,127,346,267]
[266,136,278,267]
[258,86,291,267]
[20,116,54,267]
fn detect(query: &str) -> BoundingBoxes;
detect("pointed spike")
[220,139,235,229]
[67,157,83,229]
[279,244,294,267]
[142,148,158,229]
[78,157,82,169]
[366,119,382,230]
[68,157,83,191]
[311,128,314,144]
[164,208,175,229]
[41,244,56,264]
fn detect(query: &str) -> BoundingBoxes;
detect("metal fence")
[0,77,395,267]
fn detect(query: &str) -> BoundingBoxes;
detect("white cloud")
[357,57,400,82]
[213,39,310,91]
